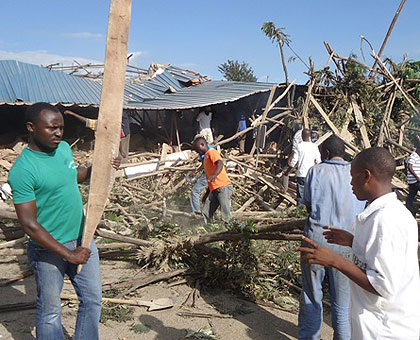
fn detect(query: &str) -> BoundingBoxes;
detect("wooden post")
[249,84,277,156]
[78,0,132,273]
[174,114,181,152]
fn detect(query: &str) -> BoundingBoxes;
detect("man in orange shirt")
[193,136,232,223]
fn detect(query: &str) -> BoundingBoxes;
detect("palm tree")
[261,22,291,85]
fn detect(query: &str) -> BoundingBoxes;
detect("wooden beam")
[79,0,132,272]
[309,95,340,134]
[351,99,371,148]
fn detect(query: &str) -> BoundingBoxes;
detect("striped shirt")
[406,151,420,184]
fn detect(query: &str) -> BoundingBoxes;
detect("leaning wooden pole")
[369,0,406,77]
[78,0,132,273]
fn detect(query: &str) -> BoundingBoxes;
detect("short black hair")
[193,136,207,145]
[25,102,60,124]
[302,128,311,140]
[321,135,345,158]
[353,147,396,180]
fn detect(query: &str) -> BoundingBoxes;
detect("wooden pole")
[369,0,406,77]
[78,0,132,273]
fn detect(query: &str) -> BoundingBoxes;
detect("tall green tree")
[261,22,290,85]
[218,60,258,82]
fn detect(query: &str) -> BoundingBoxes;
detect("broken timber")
[79,0,132,273]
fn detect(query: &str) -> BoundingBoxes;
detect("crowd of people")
[6,102,420,339]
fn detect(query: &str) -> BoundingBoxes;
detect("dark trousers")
[406,182,420,216]
[297,177,306,206]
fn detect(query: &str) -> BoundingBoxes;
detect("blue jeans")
[202,184,233,223]
[299,226,351,340]
[406,182,420,216]
[190,172,208,213]
[28,239,102,340]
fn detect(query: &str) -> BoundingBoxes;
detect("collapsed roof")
[0,60,275,110]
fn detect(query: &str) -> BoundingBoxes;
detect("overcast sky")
[0,0,418,83]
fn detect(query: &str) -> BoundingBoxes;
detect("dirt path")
[0,259,334,340]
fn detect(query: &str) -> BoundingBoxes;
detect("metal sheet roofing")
[0,60,186,106]
[124,70,185,102]
[0,60,275,110]
[0,60,103,105]
[127,81,274,110]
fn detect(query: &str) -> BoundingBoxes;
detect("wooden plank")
[265,80,296,116]
[0,159,12,170]
[156,143,169,171]
[79,0,132,272]
[309,95,340,134]
[315,131,333,146]
[351,99,371,148]
[249,172,297,206]
[250,84,277,156]
[399,124,406,145]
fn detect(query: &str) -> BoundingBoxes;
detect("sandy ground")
[0,258,334,340]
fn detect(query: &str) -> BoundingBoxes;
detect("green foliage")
[218,60,258,82]
[130,323,151,334]
[100,303,135,325]
[104,211,124,223]
[261,22,290,47]
[392,60,420,146]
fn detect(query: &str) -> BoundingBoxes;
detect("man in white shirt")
[287,124,303,166]
[196,107,213,144]
[405,144,420,215]
[299,147,420,340]
[285,128,321,205]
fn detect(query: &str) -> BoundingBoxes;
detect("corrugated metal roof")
[0,60,103,105]
[166,65,208,83]
[127,81,274,110]
[124,70,185,102]
[0,60,275,111]
[0,60,186,107]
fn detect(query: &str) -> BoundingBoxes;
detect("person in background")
[288,123,303,166]
[64,109,131,163]
[195,107,214,144]
[299,147,420,340]
[192,136,232,223]
[189,134,213,215]
[405,142,420,216]
[236,112,247,154]
[298,135,365,340]
[284,128,321,205]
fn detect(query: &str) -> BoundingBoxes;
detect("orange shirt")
[203,148,231,191]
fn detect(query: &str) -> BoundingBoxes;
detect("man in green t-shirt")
[8,102,119,340]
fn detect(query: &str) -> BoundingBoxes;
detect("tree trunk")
[278,41,290,106]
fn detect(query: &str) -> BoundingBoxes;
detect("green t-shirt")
[8,141,84,244]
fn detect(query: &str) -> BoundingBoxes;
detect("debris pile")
[1,39,419,311]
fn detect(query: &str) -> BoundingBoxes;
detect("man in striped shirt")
[406,144,420,216]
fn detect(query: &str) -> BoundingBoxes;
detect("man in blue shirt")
[298,135,365,340]
[236,113,247,154]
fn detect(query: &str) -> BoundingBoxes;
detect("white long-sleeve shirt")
[350,192,420,339]
[290,141,321,178]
